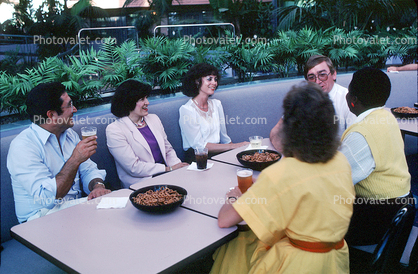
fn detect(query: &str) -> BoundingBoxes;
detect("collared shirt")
[340,107,382,185]
[179,98,232,150]
[328,83,357,137]
[7,123,106,223]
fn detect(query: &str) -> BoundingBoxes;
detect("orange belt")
[289,238,345,253]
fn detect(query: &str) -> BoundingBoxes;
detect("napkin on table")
[187,162,214,171]
[97,197,129,209]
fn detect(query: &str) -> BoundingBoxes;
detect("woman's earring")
[351,102,355,107]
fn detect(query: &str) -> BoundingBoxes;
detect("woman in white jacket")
[179,63,248,162]
[106,80,188,188]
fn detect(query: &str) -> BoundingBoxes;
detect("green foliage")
[60,47,105,102]
[1,24,415,115]
[101,39,145,89]
[0,48,104,114]
[221,35,277,82]
[139,36,195,92]
[269,26,416,74]
[0,71,29,114]
[275,0,416,33]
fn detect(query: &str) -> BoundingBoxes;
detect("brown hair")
[304,55,336,80]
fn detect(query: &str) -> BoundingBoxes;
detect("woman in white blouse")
[179,63,248,162]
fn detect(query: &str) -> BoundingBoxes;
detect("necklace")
[193,99,208,111]
[129,116,145,127]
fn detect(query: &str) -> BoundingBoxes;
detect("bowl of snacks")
[236,149,281,171]
[129,185,187,213]
[391,107,418,118]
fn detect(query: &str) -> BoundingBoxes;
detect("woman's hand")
[218,186,244,228]
[166,162,189,172]
[226,186,243,203]
[230,141,250,150]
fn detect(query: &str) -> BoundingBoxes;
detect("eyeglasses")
[307,72,331,82]
[62,100,74,110]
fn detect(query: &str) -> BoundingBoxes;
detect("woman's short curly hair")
[280,82,340,163]
[182,63,220,97]
[111,80,152,118]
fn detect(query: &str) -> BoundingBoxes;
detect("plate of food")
[129,185,187,213]
[236,149,281,171]
[391,107,418,118]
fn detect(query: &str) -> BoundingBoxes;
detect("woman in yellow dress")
[211,82,355,273]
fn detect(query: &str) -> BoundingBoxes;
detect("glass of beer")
[249,136,263,148]
[237,168,253,193]
[81,126,97,140]
[194,147,208,169]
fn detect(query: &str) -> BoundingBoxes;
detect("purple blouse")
[137,126,165,164]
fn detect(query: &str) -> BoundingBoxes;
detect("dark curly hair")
[280,82,339,163]
[348,67,391,108]
[111,80,152,118]
[182,63,221,97]
[26,82,66,124]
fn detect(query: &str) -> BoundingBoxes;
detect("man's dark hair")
[348,67,391,108]
[111,80,152,118]
[182,63,221,97]
[280,82,339,163]
[303,55,336,80]
[26,82,66,125]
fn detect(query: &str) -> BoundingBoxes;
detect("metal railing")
[153,23,235,38]
[77,26,137,54]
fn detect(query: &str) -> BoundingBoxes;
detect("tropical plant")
[139,36,195,92]
[322,28,359,70]
[385,27,418,65]
[221,35,277,82]
[59,47,105,103]
[190,45,226,73]
[271,27,324,74]
[0,56,63,114]
[0,48,105,114]
[274,0,416,33]
[101,39,145,89]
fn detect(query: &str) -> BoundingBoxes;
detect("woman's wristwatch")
[227,195,238,203]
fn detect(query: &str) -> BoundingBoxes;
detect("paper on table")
[97,197,129,209]
[245,144,268,150]
[187,162,214,171]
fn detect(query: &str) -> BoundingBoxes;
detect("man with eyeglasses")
[270,55,355,152]
[7,82,110,223]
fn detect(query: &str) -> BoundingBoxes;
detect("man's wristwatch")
[93,182,106,189]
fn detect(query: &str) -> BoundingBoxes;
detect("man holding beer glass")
[7,82,110,223]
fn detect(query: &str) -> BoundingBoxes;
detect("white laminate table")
[130,160,259,218]
[397,117,418,138]
[211,138,277,167]
[386,108,418,138]
[10,189,237,274]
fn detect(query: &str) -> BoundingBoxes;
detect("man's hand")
[73,136,97,164]
[88,184,111,200]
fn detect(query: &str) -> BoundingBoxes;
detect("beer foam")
[237,170,252,177]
